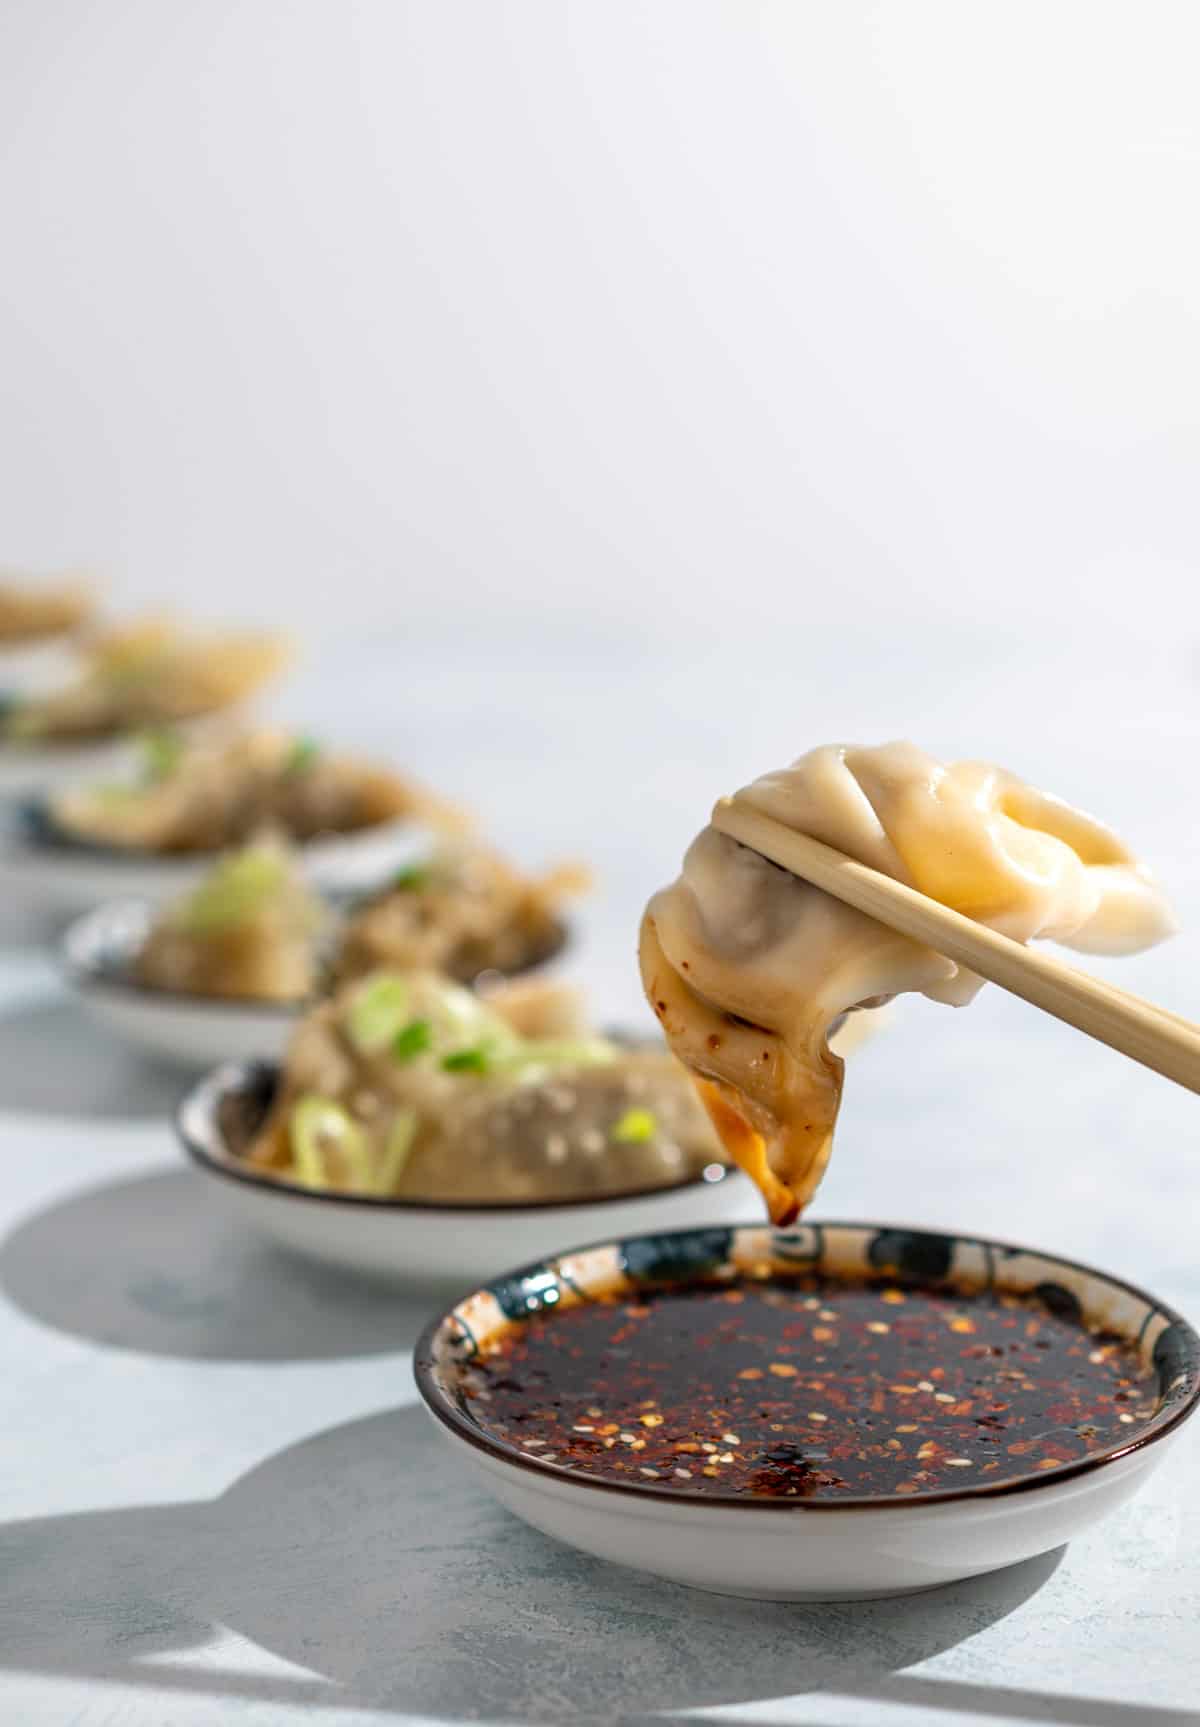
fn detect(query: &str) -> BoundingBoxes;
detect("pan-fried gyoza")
[332,844,587,986]
[245,970,724,1202]
[49,729,453,854]
[2,617,288,741]
[641,741,1175,1225]
[0,574,94,644]
[135,837,325,1002]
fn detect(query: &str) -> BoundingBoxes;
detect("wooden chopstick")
[711,798,1200,1098]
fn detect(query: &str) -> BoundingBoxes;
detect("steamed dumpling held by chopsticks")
[640,741,1176,1226]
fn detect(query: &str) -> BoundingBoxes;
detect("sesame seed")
[640,1413,664,1428]
[571,1425,595,1433]
[917,1380,935,1393]
[722,1432,741,1444]
[895,1423,918,1433]
[639,1467,660,1478]
[866,1321,890,1335]
[808,1412,828,1423]
[674,1468,693,1480]
[944,1458,974,1467]
[934,1392,956,1404]
[769,1363,798,1377]
[1119,1413,1135,1424]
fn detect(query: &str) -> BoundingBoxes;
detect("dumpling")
[641,741,1176,1225]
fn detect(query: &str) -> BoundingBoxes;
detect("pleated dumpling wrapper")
[640,741,1176,1225]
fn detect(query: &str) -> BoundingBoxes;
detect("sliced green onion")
[392,1018,433,1062]
[376,1109,418,1191]
[284,736,320,775]
[346,974,411,1053]
[138,726,185,783]
[611,1107,658,1144]
[391,862,432,892]
[174,844,288,933]
[290,1094,364,1189]
[441,1044,491,1074]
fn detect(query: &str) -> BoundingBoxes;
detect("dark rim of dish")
[7,795,419,861]
[413,1221,1200,1511]
[64,899,570,1013]
[176,1059,737,1214]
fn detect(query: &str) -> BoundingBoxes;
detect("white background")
[3,1,1199,644]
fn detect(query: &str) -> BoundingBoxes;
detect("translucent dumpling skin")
[641,741,1176,1226]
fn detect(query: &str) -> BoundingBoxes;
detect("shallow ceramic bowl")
[2,796,426,919]
[176,1061,757,1285]
[64,900,298,1068]
[414,1221,1200,1601]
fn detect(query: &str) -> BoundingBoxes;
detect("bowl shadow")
[0,1168,440,1361]
[0,1403,1091,1723]
[0,997,183,1120]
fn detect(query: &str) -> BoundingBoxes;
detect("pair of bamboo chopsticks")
[711,799,1200,1097]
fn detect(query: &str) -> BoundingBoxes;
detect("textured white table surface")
[1,620,1198,1727]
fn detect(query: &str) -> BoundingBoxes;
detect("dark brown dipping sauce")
[458,1278,1158,1499]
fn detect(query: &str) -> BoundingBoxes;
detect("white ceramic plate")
[176,1060,759,1285]
[3,801,426,920]
[415,1222,1200,1600]
[64,900,299,1068]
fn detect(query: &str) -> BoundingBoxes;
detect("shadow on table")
[4,1403,1175,1727]
[0,997,182,1119]
[0,1168,437,1361]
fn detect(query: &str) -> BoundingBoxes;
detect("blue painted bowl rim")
[413,1221,1200,1512]
[176,1059,741,1214]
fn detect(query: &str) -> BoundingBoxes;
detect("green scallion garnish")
[391,863,432,892]
[441,1044,490,1074]
[392,1018,433,1062]
[284,736,321,775]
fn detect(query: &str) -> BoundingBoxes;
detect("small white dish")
[414,1222,1200,1601]
[176,1060,758,1285]
[64,900,298,1068]
[3,799,425,920]
[0,733,140,799]
[0,638,81,698]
